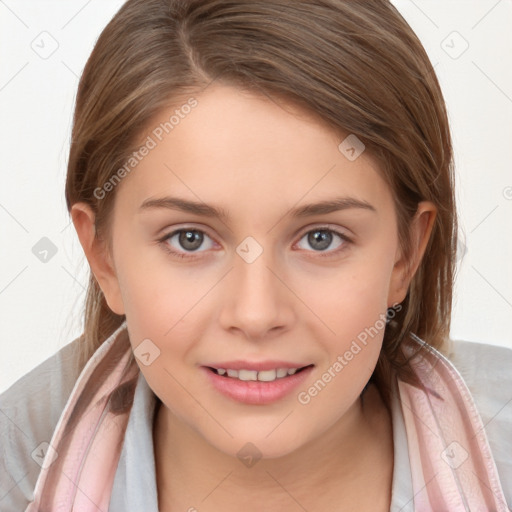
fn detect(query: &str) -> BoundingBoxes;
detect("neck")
[153,382,393,511]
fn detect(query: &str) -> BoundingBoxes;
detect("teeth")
[213,367,303,382]
[258,369,278,382]
[238,369,258,381]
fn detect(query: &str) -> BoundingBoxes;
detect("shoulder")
[446,339,512,412]
[0,336,82,509]
[446,338,512,380]
[446,339,512,506]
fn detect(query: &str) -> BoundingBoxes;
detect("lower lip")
[201,366,314,405]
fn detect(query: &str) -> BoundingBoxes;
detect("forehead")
[113,83,394,221]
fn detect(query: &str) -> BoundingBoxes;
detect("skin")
[72,83,436,511]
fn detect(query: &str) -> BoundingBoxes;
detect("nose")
[218,245,296,341]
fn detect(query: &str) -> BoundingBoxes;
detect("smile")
[202,364,315,405]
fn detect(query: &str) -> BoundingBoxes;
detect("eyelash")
[157,226,353,260]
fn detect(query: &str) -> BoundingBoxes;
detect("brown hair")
[65,0,457,404]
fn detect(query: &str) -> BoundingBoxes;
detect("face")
[80,84,419,459]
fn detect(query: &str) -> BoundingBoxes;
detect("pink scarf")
[25,324,508,511]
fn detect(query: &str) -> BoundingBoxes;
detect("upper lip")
[203,360,313,371]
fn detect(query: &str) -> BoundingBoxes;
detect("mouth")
[201,364,315,405]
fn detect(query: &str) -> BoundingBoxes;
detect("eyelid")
[294,222,353,240]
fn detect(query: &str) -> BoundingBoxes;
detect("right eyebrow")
[138,196,230,221]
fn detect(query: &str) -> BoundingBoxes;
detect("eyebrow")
[138,195,376,220]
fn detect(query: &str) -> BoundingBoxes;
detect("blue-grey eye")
[297,229,345,252]
[164,229,214,253]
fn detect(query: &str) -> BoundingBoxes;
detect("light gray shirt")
[1,337,511,511]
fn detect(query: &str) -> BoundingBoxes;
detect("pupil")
[309,230,331,250]
[179,230,203,251]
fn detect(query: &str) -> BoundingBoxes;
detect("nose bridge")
[219,238,293,338]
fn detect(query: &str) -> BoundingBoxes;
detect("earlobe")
[70,202,125,315]
[388,201,437,306]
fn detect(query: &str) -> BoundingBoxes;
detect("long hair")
[65,0,457,405]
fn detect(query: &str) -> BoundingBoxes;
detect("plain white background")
[0,0,511,393]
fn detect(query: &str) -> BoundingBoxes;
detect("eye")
[158,225,352,260]
[158,228,216,259]
[295,226,352,256]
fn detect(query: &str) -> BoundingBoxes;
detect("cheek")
[304,255,395,338]
[114,236,199,326]
[294,264,393,421]
[117,262,205,414]
[114,247,217,382]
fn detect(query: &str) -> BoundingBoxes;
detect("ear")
[71,202,125,315]
[388,201,437,306]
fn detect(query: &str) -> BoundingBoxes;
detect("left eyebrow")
[290,196,377,217]
[137,195,376,220]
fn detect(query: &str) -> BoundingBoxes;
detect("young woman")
[1,1,511,510]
